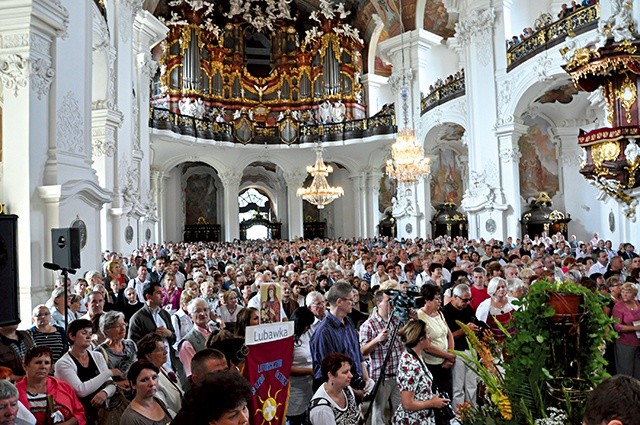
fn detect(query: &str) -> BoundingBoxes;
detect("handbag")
[96,381,129,425]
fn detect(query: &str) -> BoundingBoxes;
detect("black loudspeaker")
[51,227,81,270]
[0,215,20,326]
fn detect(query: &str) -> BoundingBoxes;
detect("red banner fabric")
[243,322,294,425]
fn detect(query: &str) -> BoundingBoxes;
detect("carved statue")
[625,139,639,163]
[612,0,635,42]
[319,100,332,123]
[391,188,417,218]
[178,98,194,116]
[192,98,206,119]
[332,100,346,123]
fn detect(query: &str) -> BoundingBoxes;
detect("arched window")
[238,188,273,240]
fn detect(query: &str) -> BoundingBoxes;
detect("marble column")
[367,171,382,237]
[0,0,69,319]
[284,171,306,239]
[219,171,241,241]
[349,174,365,238]
[134,10,167,244]
[495,120,528,239]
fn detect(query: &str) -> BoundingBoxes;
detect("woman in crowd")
[287,307,315,425]
[95,311,137,376]
[29,305,68,365]
[475,277,518,341]
[612,283,640,378]
[122,287,145,323]
[54,319,123,423]
[219,290,241,332]
[49,287,73,328]
[280,282,299,318]
[119,360,173,424]
[234,307,259,339]
[358,280,374,313]
[172,370,251,425]
[308,353,361,425]
[16,346,86,425]
[161,273,181,312]
[416,285,455,425]
[171,290,196,343]
[393,319,450,425]
[69,294,84,321]
[136,333,183,415]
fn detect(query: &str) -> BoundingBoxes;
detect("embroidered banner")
[243,321,294,425]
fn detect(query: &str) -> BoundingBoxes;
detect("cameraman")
[359,290,403,425]
[443,283,481,409]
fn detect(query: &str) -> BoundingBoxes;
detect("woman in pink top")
[612,283,640,378]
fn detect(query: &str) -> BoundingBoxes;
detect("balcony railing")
[149,107,396,145]
[506,3,599,71]
[420,76,465,115]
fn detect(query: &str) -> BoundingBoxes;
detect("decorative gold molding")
[591,141,621,174]
[616,73,638,124]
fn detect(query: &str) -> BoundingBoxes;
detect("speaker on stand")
[0,215,20,326]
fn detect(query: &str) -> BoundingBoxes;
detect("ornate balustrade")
[150,107,396,145]
[420,76,465,115]
[507,3,599,71]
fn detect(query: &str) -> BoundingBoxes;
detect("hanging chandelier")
[297,145,344,209]
[385,0,430,185]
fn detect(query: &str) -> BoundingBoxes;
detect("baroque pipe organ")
[153,1,366,129]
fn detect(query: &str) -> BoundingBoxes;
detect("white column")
[150,169,167,242]
[495,120,528,239]
[284,171,306,239]
[361,73,390,116]
[220,171,241,241]
[456,1,512,240]
[358,173,368,236]
[110,0,143,250]
[0,0,68,321]
[134,10,167,232]
[367,171,382,236]
[349,174,364,237]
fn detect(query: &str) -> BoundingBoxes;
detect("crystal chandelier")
[297,145,344,209]
[385,0,430,184]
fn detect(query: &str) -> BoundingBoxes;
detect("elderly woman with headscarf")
[475,277,518,341]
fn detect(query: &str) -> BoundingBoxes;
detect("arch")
[367,14,386,74]
[419,96,468,147]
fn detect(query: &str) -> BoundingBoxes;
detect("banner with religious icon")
[243,321,294,425]
[259,282,282,323]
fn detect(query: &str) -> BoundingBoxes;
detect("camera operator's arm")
[360,329,388,356]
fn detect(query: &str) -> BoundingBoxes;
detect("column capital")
[0,0,69,99]
[219,170,242,188]
[455,7,495,46]
[133,9,168,54]
[283,170,308,188]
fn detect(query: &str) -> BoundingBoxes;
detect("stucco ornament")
[57,91,85,155]
[454,8,495,66]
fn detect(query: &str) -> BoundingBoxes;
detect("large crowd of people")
[0,232,639,424]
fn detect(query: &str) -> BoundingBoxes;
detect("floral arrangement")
[453,280,616,425]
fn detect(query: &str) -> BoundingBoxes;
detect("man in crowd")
[359,290,403,425]
[306,291,326,336]
[128,264,149,303]
[310,281,373,395]
[589,251,610,276]
[583,375,640,425]
[128,282,177,372]
[469,267,489,311]
[443,284,481,408]
[149,257,167,284]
